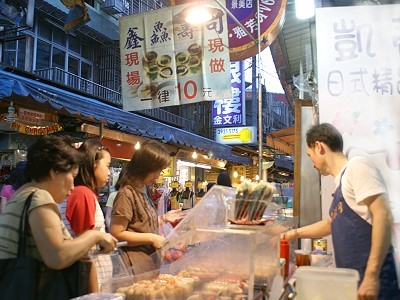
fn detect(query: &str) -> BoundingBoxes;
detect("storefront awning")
[266,126,295,155]
[0,69,251,165]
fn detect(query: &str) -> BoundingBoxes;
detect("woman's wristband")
[292,228,298,239]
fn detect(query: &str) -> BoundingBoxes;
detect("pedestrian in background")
[105,169,125,230]
[217,171,232,187]
[0,160,27,201]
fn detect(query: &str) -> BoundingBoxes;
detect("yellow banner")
[10,121,62,135]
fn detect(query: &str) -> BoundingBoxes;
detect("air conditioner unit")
[101,0,125,15]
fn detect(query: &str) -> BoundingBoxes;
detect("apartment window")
[34,18,94,78]
[36,40,51,70]
[38,20,51,40]
[16,40,26,69]
[53,27,66,47]
[273,105,282,116]
[52,48,66,69]
[68,56,80,88]
[3,40,25,69]
[68,56,79,75]
[81,42,92,60]
[81,62,92,80]
[69,35,80,54]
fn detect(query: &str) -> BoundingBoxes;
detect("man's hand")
[358,274,379,300]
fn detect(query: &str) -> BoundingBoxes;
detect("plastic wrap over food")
[108,228,280,299]
[101,185,299,299]
[164,185,237,247]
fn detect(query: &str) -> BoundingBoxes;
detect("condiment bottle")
[280,237,290,277]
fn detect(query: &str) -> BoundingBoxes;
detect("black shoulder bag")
[0,192,93,300]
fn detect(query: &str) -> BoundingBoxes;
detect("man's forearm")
[365,196,393,278]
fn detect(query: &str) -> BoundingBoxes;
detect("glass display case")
[103,185,298,300]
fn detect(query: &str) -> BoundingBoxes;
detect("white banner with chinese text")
[119,1,232,111]
[316,4,400,279]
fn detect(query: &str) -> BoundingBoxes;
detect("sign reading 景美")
[172,0,287,61]
[119,0,232,111]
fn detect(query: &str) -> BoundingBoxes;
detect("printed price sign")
[119,0,232,111]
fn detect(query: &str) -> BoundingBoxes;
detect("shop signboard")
[215,126,256,145]
[163,156,175,177]
[119,0,231,111]
[316,3,400,277]
[212,61,246,127]
[172,0,287,61]
[175,149,227,168]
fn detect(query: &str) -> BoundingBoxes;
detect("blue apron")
[330,169,400,299]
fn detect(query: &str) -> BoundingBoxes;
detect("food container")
[294,250,310,267]
[103,185,298,299]
[309,251,333,267]
[71,293,125,300]
[295,266,359,300]
[226,181,276,225]
[313,238,328,254]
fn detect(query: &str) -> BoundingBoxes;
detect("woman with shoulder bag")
[0,135,117,300]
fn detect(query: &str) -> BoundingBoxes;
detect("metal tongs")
[90,241,128,258]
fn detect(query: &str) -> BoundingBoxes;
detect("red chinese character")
[126,71,141,85]
[209,58,225,73]
[125,52,139,67]
[208,38,224,53]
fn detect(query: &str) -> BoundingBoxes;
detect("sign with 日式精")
[316,3,400,277]
[119,0,232,111]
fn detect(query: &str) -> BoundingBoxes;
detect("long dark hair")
[74,139,109,193]
[119,140,170,187]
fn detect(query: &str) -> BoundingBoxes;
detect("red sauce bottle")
[280,238,290,277]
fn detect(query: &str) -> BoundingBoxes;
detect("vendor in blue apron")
[284,123,400,300]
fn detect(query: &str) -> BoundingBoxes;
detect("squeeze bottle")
[280,237,290,277]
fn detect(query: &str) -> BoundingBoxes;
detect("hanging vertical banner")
[212,61,246,127]
[119,0,231,111]
[316,3,400,278]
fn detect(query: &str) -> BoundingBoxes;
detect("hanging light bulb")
[135,141,141,150]
[233,171,238,178]
[295,0,315,20]
[240,175,245,182]
[192,151,198,159]
[255,174,260,181]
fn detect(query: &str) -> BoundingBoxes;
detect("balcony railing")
[34,67,196,133]
[34,67,122,106]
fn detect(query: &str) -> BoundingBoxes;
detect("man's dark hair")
[306,123,344,152]
[26,135,84,182]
